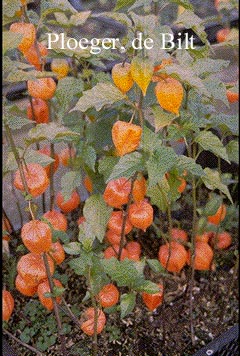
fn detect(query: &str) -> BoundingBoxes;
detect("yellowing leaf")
[131,57,154,96]
[155,77,184,115]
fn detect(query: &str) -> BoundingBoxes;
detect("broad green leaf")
[61,171,81,201]
[225,140,239,164]
[107,152,145,182]
[195,131,230,163]
[94,12,132,28]
[120,293,136,318]
[40,0,77,18]
[63,242,81,255]
[81,145,96,172]
[147,259,168,274]
[130,57,154,96]
[134,280,162,294]
[27,123,80,144]
[114,0,135,11]
[24,149,55,167]
[151,105,177,132]
[175,10,208,44]
[192,58,229,76]
[4,116,31,130]
[98,156,119,182]
[68,251,93,276]
[202,195,223,216]
[71,83,126,112]
[170,0,193,10]
[83,194,112,243]
[203,76,229,106]
[52,230,70,244]
[202,168,233,203]
[210,113,239,135]
[55,77,84,119]
[147,146,177,187]
[141,126,162,153]
[3,31,23,54]
[147,176,171,212]
[128,0,152,11]
[3,0,20,18]
[176,156,205,176]
[163,64,208,96]
[78,222,96,251]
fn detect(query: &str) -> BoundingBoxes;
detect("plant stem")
[3,329,43,356]
[137,90,144,128]
[49,143,55,211]
[87,267,98,356]
[42,253,67,356]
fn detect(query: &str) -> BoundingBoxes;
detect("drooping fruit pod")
[130,57,154,96]
[37,279,63,310]
[112,120,142,156]
[103,177,131,208]
[43,210,68,232]
[107,211,132,235]
[21,220,52,254]
[27,78,57,100]
[105,230,123,245]
[15,274,38,297]
[56,191,80,213]
[48,241,66,265]
[51,58,70,79]
[207,204,227,225]
[80,308,106,336]
[158,241,188,273]
[14,163,49,197]
[27,98,49,124]
[112,62,134,94]
[59,147,76,167]
[10,22,36,53]
[2,290,14,322]
[103,244,129,261]
[155,77,184,115]
[142,284,163,311]
[210,231,232,250]
[24,42,48,70]
[132,174,147,203]
[170,228,188,243]
[98,284,120,308]
[128,200,153,231]
[187,242,213,271]
[83,176,93,193]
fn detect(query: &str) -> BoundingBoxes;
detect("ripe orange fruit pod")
[177,177,187,193]
[142,284,163,311]
[21,220,52,254]
[128,200,153,231]
[80,308,106,336]
[27,78,57,100]
[155,77,184,115]
[17,252,55,285]
[226,90,239,103]
[104,244,129,261]
[37,279,63,311]
[107,211,133,235]
[152,58,173,82]
[170,228,188,243]
[103,177,131,208]
[15,274,38,297]
[112,62,134,94]
[14,163,49,197]
[48,241,66,265]
[83,176,93,193]
[56,190,81,213]
[210,231,232,250]
[2,290,14,322]
[43,210,68,232]
[98,283,120,308]
[2,215,11,242]
[105,230,123,245]
[132,174,147,203]
[37,146,59,177]
[207,203,227,225]
[24,42,48,71]
[112,120,142,156]
[51,58,70,79]
[187,242,213,270]
[27,98,49,124]
[158,241,188,273]
[195,231,214,243]
[9,22,36,53]
[125,241,141,261]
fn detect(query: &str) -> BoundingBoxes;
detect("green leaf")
[63,242,81,255]
[147,147,177,187]
[81,145,96,172]
[195,131,230,163]
[52,230,70,244]
[210,113,239,136]
[192,58,229,76]
[83,194,112,243]
[68,251,93,276]
[27,123,80,144]
[176,156,205,177]
[24,149,55,167]
[98,156,119,182]
[203,76,229,106]
[225,140,239,164]
[135,280,162,294]
[70,83,126,112]
[170,0,193,10]
[55,77,84,119]
[40,0,77,18]
[202,195,223,216]
[107,152,145,182]
[96,12,132,28]
[114,0,135,11]
[147,259,168,274]
[147,177,170,212]
[120,293,136,318]
[141,126,162,153]
[175,10,208,44]
[60,171,81,201]
[151,105,177,132]
[202,168,233,204]
[3,31,23,54]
